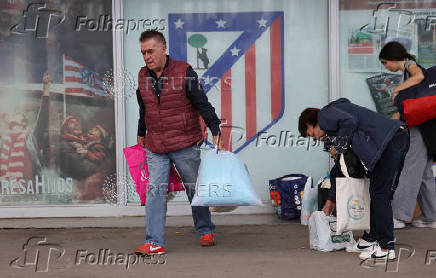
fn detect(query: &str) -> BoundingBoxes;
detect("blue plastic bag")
[191,149,262,207]
[269,174,308,220]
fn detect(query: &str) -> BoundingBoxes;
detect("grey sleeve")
[403,60,416,80]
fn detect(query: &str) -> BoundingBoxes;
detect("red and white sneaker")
[135,243,166,255]
[200,233,215,246]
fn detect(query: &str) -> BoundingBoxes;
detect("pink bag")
[123,144,184,206]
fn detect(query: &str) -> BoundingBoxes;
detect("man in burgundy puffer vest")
[134,31,222,256]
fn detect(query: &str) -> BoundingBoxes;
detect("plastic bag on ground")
[309,211,356,252]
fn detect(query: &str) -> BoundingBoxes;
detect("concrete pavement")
[0,214,435,278]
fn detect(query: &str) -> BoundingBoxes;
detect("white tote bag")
[309,211,355,252]
[335,177,371,235]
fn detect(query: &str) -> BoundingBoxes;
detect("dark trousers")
[362,128,410,250]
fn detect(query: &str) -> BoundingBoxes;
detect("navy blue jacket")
[318,98,403,171]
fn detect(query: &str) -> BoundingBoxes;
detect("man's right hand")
[212,135,224,150]
[137,136,146,148]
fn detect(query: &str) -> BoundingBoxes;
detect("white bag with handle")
[309,211,355,252]
[191,149,262,207]
[335,177,371,235]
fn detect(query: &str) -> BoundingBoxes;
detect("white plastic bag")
[300,176,317,225]
[309,211,355,252]
[191,149,262,207]
[335,177,370,234]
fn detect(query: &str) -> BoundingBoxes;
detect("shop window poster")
[0,0,116,205]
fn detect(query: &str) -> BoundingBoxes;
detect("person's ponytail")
[379,41,415,61]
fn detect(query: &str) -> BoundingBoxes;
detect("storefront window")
[339,0,436,113]
[0,0,331,209]
[0,0,116,205]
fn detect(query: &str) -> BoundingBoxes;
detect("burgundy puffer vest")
[138,57,203,153]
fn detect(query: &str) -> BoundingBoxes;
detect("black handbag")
[339,148,367,179]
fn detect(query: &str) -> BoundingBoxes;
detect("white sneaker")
[359,244,396,260]
[412,219,436,228]
[346,238,376,253]
[393,218,406,229]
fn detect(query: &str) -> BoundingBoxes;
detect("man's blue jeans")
[145,145,215,247]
